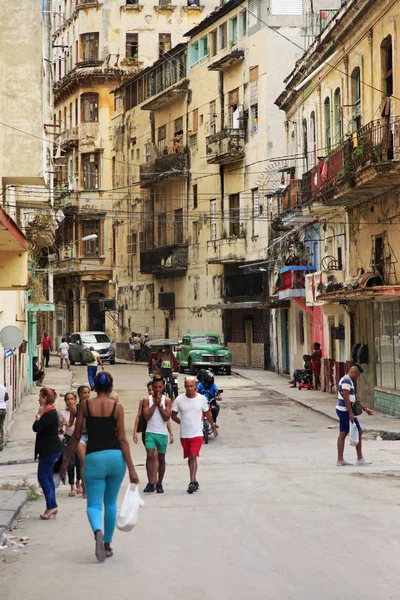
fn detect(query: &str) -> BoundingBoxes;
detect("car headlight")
[195,352,202,360]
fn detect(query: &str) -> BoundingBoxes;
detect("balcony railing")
[56,127,79,149]
[207,237,246,263]
[206,128,245,165]
[278,265,316,300]
[140,244,188,275]
[302,117,400,205]
[282,179,302,214]
[140,147,188,186]
[305,269,345,305]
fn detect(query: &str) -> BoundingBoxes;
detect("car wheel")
[69,358,75,366]
[179,365,185,374]
[213,367,220,375]
[189,359,196,375]
[110,359,116,365]
[226,366,232,375]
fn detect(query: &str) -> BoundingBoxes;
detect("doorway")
[244,319,253,367]
[281,309,290,374]
[66,290,74,335]
[165,317,169,338]
[88,292,105,331]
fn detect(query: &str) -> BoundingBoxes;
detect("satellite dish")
[0,326,23,350]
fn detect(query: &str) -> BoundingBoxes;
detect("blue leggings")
[84,450,126,543]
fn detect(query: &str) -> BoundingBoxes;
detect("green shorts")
[145,432,168,454]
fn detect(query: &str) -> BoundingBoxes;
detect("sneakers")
[187,482,197,494]
[193,481,199,491]
[357,458,372,466]
[336,460,353,466]
[143,483,155,494]
[156,483,164,494]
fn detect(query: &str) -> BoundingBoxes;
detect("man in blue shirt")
[197,370,220,425]
[336,364,373,466]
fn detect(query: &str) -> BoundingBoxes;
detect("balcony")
[27,271,54,311]
[280,179,311,226]
[140,244,188,275]
[207,237,246,264]
[140,147,188,186]
[302,117,400,206]
[56,127,79,149]
[206,128,245,165]
[278,265,316,300]
[305,269,345,305]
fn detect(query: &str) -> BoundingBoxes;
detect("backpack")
[84,349,95,364]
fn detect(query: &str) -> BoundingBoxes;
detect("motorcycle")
[202,388,223,444]
[163,370,179,400]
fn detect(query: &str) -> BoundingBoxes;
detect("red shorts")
[180,436,203,459]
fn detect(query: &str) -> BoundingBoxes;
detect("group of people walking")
[128,332,149,362]
[32,366,217,563]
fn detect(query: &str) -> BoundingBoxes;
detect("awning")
[206,301,261,310]
[317,285,400,303]
[0,207,28,290]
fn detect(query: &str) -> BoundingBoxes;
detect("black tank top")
[85,400,121,454]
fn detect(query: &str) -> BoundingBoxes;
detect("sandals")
[94,530,106,563]
[69,491,76,497]
[104,543,113,558]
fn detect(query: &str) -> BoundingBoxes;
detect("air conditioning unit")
[158,292,175,309]
[99,298,117,312]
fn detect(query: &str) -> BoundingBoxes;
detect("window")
[189,133,198,149]
[83,220,100,257]
[210,29,218,57]
[193,108,199,132]
[229,193,240,237]
[174,209,183,244]
[210,100,216,135]
[81,33,99,61]
[157,214,167,247]
[126,0,138,4]
[310,111,316,167]
[248,0,260,29]
[231,17,238,44]
[241,10,247,37]
[250,104,258,134]
[334,88,342,145]
[127,231,137,255]
[157,125,167,155]
[189,40,199,70]
[270,0,302,14]
[200,35,208,59]
[193,184,198,209]
[228,88,240,128]
[299,311,305,345]
[324,96,331,152]
[381,35,393,97]
[302,118,308,171]
[192,221,199,245]
[126,33,138,59]
[159,33,171,57]
[81,93,99,123]
[82,153,100,189]
[351,67,361,130]
[219,22,227,50]
[159,0,172,5]
[174,116,183,136]
[374,301,400,390]
[252,188,259,237]
[210,199,217,241]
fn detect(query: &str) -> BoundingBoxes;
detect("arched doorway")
[88,292,105,331]
[66,290,74,335]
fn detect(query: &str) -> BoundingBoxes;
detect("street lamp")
[81,234,98,242]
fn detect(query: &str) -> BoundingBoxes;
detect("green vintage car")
[177,333,232,375]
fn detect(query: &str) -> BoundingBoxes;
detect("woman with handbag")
[60,392,82,497]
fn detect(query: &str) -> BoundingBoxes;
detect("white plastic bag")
[116,484,144,532]
[349,421,359,446]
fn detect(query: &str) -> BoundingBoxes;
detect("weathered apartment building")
[111,0,340,363]
[271,0,400,414]
[49,0,218,346]
[0,1,56,437]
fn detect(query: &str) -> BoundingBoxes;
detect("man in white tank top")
[143,377,172,494]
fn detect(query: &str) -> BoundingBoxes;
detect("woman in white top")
[60,392,82,496]
[58,338,70,370]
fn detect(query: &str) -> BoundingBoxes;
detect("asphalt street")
[2,364,400,599]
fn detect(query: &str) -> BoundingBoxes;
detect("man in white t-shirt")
[86,346,104,390]
[0,384,9,451]
[172,376,218,494]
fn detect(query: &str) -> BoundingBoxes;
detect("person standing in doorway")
[142,377,172,494]
[42,332,52,368]
[172,376,218,494]
[0,383,9,451]
[133,333,142,362]
[336,364,373,466]
[311,342,322,390]
[128,332,135,362]
[87,346,104,390]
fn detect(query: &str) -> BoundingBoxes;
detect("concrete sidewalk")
[235,368,400,438]
[0,365,73,466]
[0,490,28,540]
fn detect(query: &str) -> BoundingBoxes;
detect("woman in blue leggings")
[62,372,139,562]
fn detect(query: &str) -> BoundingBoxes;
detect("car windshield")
[81,334,110,344]
[191,336,220,345]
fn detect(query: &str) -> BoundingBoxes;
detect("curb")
[0,490,28,541]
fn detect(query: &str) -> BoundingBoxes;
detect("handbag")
[352,397,363,416]
[137,409,147,434]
